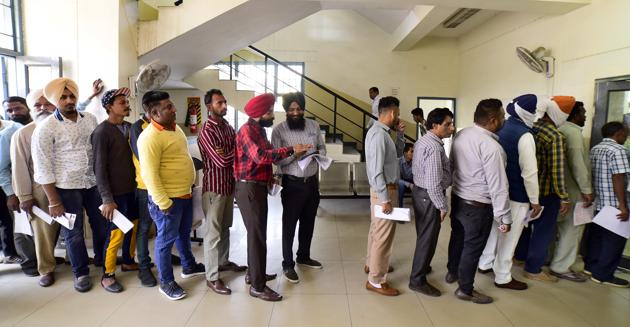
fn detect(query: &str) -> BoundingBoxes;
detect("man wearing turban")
[32,78,108,292]
[234,93,311,301]
[515,96,574,283]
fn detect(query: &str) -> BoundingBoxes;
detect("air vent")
[442,8,481,28]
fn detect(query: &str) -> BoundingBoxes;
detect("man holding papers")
[10,89,58,286]
[91,88,139,293]
[478,94,541,291]
[271,92,327,284]
[364,96,403,296]
[586,122,630,287]
[448,99,511,304]
[32,78,108,293]
[550,101,592,282]
[409,108,454,297]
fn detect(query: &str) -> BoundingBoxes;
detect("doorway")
[417,96,456,155]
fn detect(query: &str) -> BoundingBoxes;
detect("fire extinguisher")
[189,107,197,133]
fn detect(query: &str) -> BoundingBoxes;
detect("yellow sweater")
[137,122,195,210]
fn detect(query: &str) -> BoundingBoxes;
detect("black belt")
[461,199,490,208]
[237,179,267,187]
[283,175,317,183]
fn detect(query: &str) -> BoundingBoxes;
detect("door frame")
[591,75,630,147]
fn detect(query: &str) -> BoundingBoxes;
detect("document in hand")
[522,206,544,228]
[573,202,594,226]
[268,183,282,196]
[98,205,134,233]
[374,205,411,222]
[592,206,630,238]
[298,154,333,171]
[54,213,76,230]
[32,206,54,224]
[13,210,33,236]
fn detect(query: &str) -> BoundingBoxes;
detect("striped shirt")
[412,132,451,211]
[533,120,569,201]
[271,118,326,178]
[590,138,630,211]
[197,116,236,196]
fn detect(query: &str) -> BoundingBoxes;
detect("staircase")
[185,46,416,163]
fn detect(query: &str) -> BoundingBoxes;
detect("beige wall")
[254,9,459,125]
[456,0,630,138]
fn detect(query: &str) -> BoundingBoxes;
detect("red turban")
[244,93,275,118]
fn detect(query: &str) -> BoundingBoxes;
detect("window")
[1,0,21,101]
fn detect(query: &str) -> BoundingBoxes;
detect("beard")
[11,115,31,125]
[259,118,274,128]
[34,111,52,123]
[286,115,305,130]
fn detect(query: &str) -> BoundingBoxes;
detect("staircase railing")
[214,46,417,157]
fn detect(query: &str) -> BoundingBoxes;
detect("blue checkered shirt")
[590,138,630,211]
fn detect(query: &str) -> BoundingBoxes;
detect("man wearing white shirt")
[367,87,381,128]
[477,94,542,291]
[32,78,107,292]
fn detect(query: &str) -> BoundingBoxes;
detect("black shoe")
[284,268,299,283]
[477,267,492,274]
[138,268,157,287]
[23,269,40,277]
[591,276,630,288]
[245,273,277,285]
[249,286,282,302]
[74,275,93,293]
[296,258,323,269]
[159,281,186,300]
[409,282,441,297]
[171,255,181,266]
[454,287,493,304]
[54,257,66,265]
[445,272,458,284]
[181,263,205,279]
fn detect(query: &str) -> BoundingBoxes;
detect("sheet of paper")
[298,155,314,171]
[32,206,53,224]
[99,205,134,233]
[374,205,411,222]
[522,206,544,228]
[314,155,333,171]
[592,206,630,239]
[54,213,76,230]
[268,183,282,196]
[573,202,595,226]
[13,210,33,236]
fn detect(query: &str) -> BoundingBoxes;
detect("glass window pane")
[0,33,13,51]
[1,5,13,36]
[6,55,16,96]
[27,65,54,93]
[0,1,12,7]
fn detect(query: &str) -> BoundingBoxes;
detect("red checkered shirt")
[198,116,236,196]
[234,119,293,182]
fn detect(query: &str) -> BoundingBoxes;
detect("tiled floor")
[1,197,629,327]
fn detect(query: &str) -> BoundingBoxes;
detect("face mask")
[259,118,274,128]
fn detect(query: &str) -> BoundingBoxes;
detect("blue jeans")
[398,180,411,207]
[515,194,560,274]
[136,189,152,270]
[57,186,108,278]
[585,222,627,281]
[148,196,196,285]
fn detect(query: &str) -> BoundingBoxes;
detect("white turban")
[26,88,44,111]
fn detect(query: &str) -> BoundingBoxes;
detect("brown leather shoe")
[454,288,493,304]
[245,273,277,285]
[445,272,458,284]
[121,263,139,271]
[365,281,400,296]
[495,278,528,290]
[249,286,282,301]
[39,273,55,287]
[409,282,441,297]
[207,279,232,295]
[218,261,247,272]
[363,265,394,274]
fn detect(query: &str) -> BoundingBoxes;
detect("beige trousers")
[366,187,398,284]
[29,185,60,275]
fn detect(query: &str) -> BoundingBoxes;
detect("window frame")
[0,0,24,56]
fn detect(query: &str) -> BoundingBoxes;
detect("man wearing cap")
[197,89,246,296]
[549,101,593,282]
[515,96,573,283]
[10,90,59,286]
[138,90,205,300]
[32,77,108,292]
[234,93,311,302]
[477,94,542,291]
[92,88,139,293]
[271,92,326,284]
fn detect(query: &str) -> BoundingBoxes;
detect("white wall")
[254,9,459,123]
[456,0,630,138]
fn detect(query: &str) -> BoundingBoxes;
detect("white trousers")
[478,201,529,284]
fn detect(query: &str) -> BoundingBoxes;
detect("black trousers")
[0,189,17,257]
[281,176,320,269]
[447,195,494,294]
[235,181,269,291]
[409,187,441,285]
